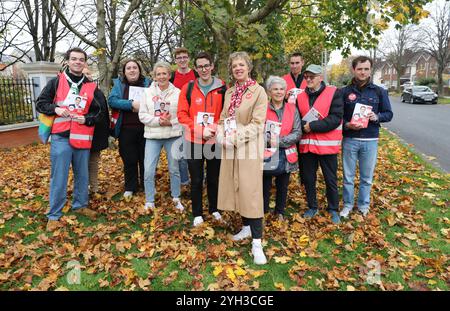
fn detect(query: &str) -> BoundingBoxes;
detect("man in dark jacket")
[297,64,343,224]
[36,47,105,231]
[340,56,393,218]
[82,66,110,194]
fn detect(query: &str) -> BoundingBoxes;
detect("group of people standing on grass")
[36,46,393,265]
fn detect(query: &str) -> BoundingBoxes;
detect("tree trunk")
[396,75,401,92]
[179,0,185,46]
[96,0,109,93]
[437,64,444,95]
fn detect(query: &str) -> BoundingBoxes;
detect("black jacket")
[36,71,109,151]
[91,91,109,152]
[302,82,343,133]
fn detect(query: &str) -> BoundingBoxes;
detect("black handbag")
[263,148,286,176]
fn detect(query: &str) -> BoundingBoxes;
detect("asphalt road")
[383,96,450,173]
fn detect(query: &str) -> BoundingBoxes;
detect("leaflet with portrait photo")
[264,120,282,152]
[61,93,87,116]
[196,112,214,127]
[350,103,372,128]
[224,116,237,137]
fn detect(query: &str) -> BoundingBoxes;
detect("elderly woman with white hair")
[139,61,185,211]
[263,76,302,221]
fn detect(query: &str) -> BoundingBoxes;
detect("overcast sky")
[328,0,444,64]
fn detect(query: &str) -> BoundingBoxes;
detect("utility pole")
[322,49,328,83]
[370,47,377,81]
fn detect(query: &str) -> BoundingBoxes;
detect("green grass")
[438,97,450,104]
[0,131,448,291]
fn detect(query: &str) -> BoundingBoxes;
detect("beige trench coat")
[217,83,268,218]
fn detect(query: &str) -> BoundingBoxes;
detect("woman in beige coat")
[217,52,268,265]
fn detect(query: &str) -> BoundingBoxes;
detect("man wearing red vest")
[297,64,343,224]
[283,52,308,104]
[36,47,105,232]
[177,52,226,227]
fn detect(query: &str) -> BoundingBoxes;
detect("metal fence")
[0,78,37,125]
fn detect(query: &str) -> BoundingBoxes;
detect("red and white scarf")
[228,79,256,117]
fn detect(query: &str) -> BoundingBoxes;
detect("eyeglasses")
[176,56,189,60]
[196,64,211,71]
[304,74,318,80]
[290,62,301,65]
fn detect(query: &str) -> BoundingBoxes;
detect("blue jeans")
[178,135,190,185]
[144,137,181,202]
[48,135,90,220]
[179,158,190,185]
[342,137,378,213]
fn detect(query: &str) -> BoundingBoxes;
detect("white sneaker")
[232,225,251,241]
[173,198,184,211]
[123,191,133,201]
[359,209,369,217]
[193,216,204,227]
[212,211,222,221]
[144,202,155,210]
[340,206,353,218]
[251,239,267,265]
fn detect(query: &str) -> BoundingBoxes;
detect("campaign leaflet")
[224,116,236,137]
[154,101,170,117]
[302,107,322,123]
[350,103,372,128]
[128,86,145,102]
[264,120,281,158]
[196,112,214,127]
[61,93,88,117]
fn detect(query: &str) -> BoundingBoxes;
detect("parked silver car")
[401,86,438,104]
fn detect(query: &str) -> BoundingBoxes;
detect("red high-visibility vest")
[283,73,307,92]
[51,73,97,149]
[297,86,342,155]
[283,73,307,104]
[266,102,298,163]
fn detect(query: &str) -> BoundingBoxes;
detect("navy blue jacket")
[341,82,393,139]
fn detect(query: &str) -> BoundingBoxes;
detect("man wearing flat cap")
[296,64,343,224]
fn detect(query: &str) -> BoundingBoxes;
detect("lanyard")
[64,72,85,95]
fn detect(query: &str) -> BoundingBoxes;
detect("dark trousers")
[299,152,339,211]
[186,143,221,217]
[118,127,145,192]
[263,173,290,215]
[242,217,263,239]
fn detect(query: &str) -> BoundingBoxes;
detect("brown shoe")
[74,208,98,220]
[46,220,61,232]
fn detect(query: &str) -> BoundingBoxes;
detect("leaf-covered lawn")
[0,129,448,291]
